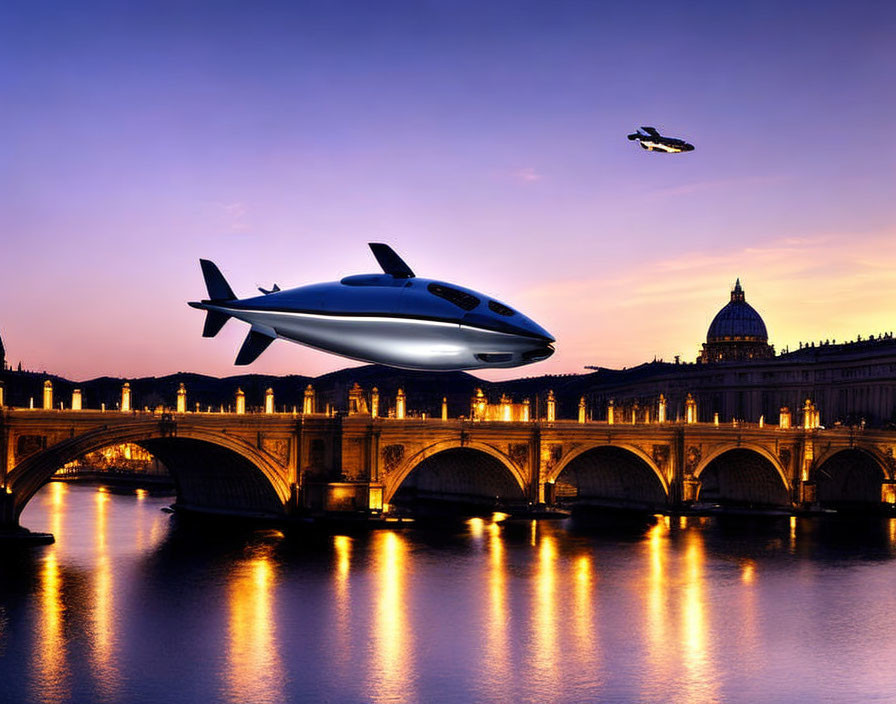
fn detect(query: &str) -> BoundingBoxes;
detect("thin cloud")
[650,173,791,198]
[513,167,543,183]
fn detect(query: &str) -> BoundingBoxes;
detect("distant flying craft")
[627,126,694,153]
[188,244,555,371]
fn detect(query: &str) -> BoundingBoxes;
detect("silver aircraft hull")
[203,303,553,371]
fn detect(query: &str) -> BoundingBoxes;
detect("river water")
[2,483,896,703]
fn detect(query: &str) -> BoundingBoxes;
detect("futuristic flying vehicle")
[627,126,694,153]
[188,244,555,371]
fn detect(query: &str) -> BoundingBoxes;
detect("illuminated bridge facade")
[3,408,896,532]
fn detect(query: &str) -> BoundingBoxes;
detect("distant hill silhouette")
[0,364,610,418]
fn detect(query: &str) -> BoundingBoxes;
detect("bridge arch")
[547,443,669,509]
[811,446,889,507]
[694,444,790,507]
[7,420,292,522]
[385,440,528,505]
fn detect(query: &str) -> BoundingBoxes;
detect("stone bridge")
[3,408,896,533]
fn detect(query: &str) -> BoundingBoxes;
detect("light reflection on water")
[368,531,414,704]
[3,485,896,703]
[225,544,284,704]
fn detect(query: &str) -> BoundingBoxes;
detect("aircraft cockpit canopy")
[427,283,480,311]
[488,300,515,317]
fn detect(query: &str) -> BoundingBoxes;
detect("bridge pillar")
[121,382,131,412]
[671,427,687,505]
[800,481,816,504]
[0,491,17,530]
[1,415,10,489]
[546,391,555,423]
[43,381,53,410]
[882,482,896,505]
[530,426,543,504]
[72,388,82,411]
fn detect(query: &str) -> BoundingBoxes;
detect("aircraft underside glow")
[627,126,694,153]
[188,244,555,371]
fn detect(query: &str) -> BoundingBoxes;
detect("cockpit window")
[427,283,480,311]
[488,300,515,317]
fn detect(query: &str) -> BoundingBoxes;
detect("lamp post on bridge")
[303,385,315,415]
[779,406,791,429]
[42,381,53,410]
[72,389,81,411]
[685,393,697,424]
[235,388,246,414]
[176,383,187,414]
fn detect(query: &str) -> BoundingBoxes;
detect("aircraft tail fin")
[641,126,660,137]
[235,327,276,365]
[202,310,230,338]
[369,243,415,278]
[199,259,236,301]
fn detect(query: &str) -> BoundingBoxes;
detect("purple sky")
[2,1,894,381]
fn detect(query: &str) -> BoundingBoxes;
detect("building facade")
[586,283,896,427]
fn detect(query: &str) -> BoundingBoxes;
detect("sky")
[1,0,894,381]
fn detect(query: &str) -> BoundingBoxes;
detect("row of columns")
[16,381,827,427]
[33,380,294,415]
[601,394,820,428]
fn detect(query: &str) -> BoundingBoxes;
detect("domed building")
[698,280,774,363]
